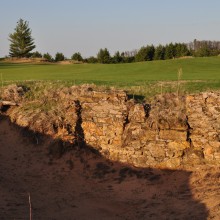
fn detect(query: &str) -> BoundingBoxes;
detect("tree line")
[6,19,220,64]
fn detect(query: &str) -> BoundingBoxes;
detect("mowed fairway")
[1,57,220,89]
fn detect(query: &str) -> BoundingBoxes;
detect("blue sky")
[0,0,220,58]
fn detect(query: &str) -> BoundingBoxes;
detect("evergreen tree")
[135,45,155,62]
[174,43,182,58]
[135,47,148,62]
[97,48,111,64]
[154,45,165,60]
[9,19,35,57]
[145,45,155,61]
[173,43,189,58]
[179,43,190,57]
[165,43,175,59]
[113,51,123,63]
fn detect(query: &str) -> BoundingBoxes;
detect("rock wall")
[186,93,220,164]
[1,85,220,168]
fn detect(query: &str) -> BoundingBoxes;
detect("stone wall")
[1,85,219,168]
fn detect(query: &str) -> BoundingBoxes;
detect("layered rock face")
[80,91,220,168]
[1,85,219,168]
[186,93,220,164]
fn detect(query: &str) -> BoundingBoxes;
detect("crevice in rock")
[0,105,11,113]
[186,115,192,146]
[74,100,85,148]
[66,123,73,135]
[181,115,194,163]
[52,124,58,133]
[123,114,129,131]
[143,103,151,118]
[0,102,15,113]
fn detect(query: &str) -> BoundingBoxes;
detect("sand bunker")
[0,116,220,219]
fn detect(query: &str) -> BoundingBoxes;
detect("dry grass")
[3,57,48,64]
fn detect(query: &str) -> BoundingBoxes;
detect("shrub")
[43,53,54,62]
[71,52,83,61]
[55,52,65,62]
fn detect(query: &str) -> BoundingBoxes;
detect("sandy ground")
[0,116,219,220]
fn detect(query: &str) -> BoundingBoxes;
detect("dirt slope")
[0,116,219,220]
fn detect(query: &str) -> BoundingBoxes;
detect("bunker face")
[1,84,220,168]
[0,84,220,219]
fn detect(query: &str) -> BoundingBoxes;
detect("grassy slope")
[0,57,220,96]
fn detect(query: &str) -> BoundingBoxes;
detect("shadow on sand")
[0,115,208,220]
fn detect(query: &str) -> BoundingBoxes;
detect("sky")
[0,0,220,58]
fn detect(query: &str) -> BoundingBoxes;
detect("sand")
[0,116,219,220]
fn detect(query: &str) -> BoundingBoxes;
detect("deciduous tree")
[71,52,83,61]
[55,52,65,62]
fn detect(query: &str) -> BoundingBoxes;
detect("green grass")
[0,57,220,97]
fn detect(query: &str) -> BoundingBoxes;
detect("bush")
[71,52,83,61]
[86,56,98,63]
[43,53,53,62]
[55,52,65,62]
[31,51,42,58]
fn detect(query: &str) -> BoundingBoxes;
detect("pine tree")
[113,51,123,63]
[135,45,155,62]
[135,47,148,62]
[154,45,165,60]
[9,19,36,57]
[165,43,174,60]
[97,48,111,64]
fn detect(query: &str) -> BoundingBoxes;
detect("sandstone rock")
[147,143,166,160]
[2,84,220,168]
[167,141,190,151]
[204,146,214,160]
[159,130,187,141]
[162,158,181,168]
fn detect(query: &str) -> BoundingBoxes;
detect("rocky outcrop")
[1,84,219,168]
[0,84,26,103]
[186,93,220,164]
